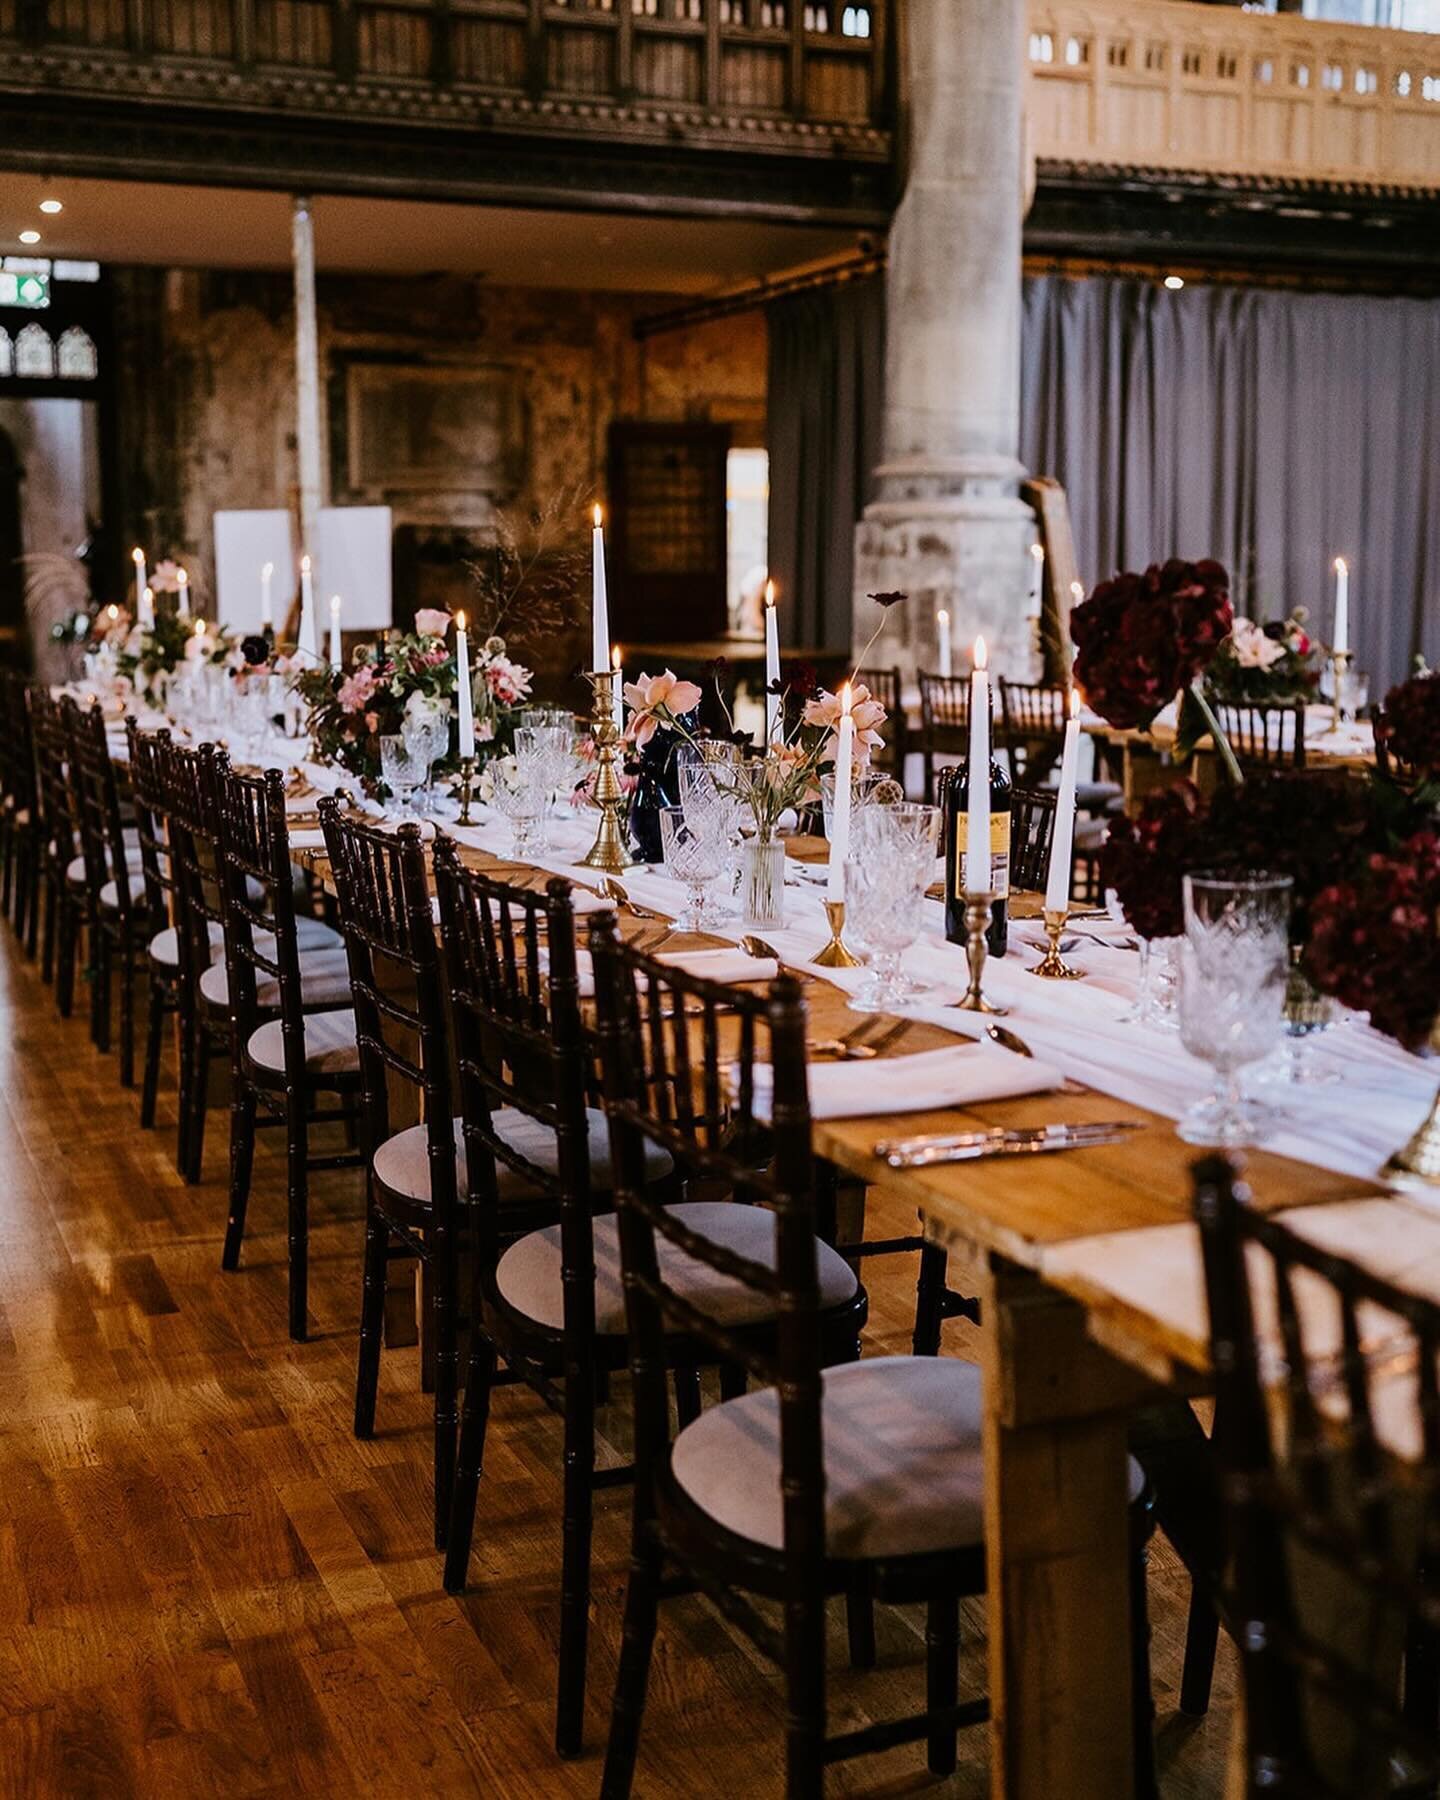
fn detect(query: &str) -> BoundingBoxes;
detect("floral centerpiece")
[294,607,532,796]
[1071,557,1239,777]
[618,596,894,925]
[1375,667,1440,802]
[1204,610,1319,706]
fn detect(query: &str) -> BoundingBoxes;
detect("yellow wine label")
[953,811,1011,899]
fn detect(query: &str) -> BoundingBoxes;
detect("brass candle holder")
[1028,907,1083,980]
[955,891,1009,1014]
[455,755,477,825]
[812,898,862,968]
[1385,1014,1440,1188]
[581,666,636,874]
[1330,648,1353,732]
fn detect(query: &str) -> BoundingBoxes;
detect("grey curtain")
[1020,273,1440,693]
[766,276,884,652]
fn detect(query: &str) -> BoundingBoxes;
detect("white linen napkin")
[657,947,779,983]
[751,1042,1060,1122]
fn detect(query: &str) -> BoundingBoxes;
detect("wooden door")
[606,421,730,644]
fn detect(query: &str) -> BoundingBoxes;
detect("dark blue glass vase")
[626,710,698,864]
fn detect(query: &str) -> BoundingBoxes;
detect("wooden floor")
[0,925,1238,1798]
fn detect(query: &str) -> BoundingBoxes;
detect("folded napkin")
[288,828,326,850]
[752,1042,1060,1122]
[657,947,779,983]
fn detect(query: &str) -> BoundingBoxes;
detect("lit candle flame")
[193,618,205,637]
[1070,580,1085,602]
[262,561,274,579]
[764,579,776,609]
[937,607,949,627]
[1069,686,1081,720]
[840,680,852,716]
[455,609,465,632]
[329,595,341,614]
[592,503,603,529]
[1030,542,1045,563]
[176,567,188,587]
[300,554,311,574]
[612,644,622,672]
[1334,556,1348,575]
[973,637,987,671]
[106,603,118,621]
[131,546,144,566]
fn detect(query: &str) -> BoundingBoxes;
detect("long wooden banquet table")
[107,713,1437,1798]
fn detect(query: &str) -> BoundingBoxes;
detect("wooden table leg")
[980,1254,1155,1799]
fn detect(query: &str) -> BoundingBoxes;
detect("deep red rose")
[1307,828,1440,1051]
[1072,559,1233,730]
[1102,780,1211,942]
[1376,671,1440,783]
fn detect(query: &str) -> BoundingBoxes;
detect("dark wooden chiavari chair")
[320,800,465,1546]
[997,676,1066,786]
[63,694,155,1082]
[126,722,184,1132]
[28,687,82,1007]
[916,670,972,804]
[855,664,907,787]
[1211,699,1307,771]
[0,669,40,951]
[590,917,1170,1798]
[436,848,862,1756]
[1009,783,1058,894]
[1194,1154,1440,1798]
[588,915,989,1796]
[162,739,237,1181]
[213,765,358,1340]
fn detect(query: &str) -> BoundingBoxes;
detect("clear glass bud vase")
[741,836,786,932]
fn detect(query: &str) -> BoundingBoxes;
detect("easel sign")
[1020,476,1079,685]
[315,506,393,632]
[213,510,295,633]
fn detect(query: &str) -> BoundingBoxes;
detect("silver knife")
[876,1121,1141,1169]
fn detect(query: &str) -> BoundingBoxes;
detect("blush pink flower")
[485,654,532,707]
[622,669,703,749]
[338,664,379,713]
[802,682,887,761]
[414,608,452,639]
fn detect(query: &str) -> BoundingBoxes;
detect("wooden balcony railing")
[1027,0,1440,192]
[0,0,891,153]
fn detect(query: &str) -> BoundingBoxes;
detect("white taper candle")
[965,639,990,893]
[937,607,952,678]
[828,683,854,902]
[328,594,342,668]
[455,611,475,759]
[764,580,780,745]
[1045,688,1082,915]
[1333,557,1350,658]
[591,504,609,675]
[176,567,190,620]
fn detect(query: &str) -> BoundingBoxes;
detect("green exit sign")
[0,272,49,308]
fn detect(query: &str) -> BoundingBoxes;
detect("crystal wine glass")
[1177,872,1293,1146]
[490,756,547,854]
[659,805,727,933]
[845,803,942,1011]
[380,733,426,816]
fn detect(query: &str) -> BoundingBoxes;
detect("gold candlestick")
[456,756,476,825]
[812,898,861,968]
[1028,907,1083,980]
[1330,648,1353,732]
[955,891,1008,1014]
[581,667,636,874]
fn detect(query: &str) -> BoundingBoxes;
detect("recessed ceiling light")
[1164,274,1185,291]
[39,199,62,215]
[18,230,41,245]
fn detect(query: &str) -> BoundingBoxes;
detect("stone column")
[291,196,323,567]
[853,0,1039,681]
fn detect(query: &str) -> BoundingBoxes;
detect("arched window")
[15,322,54,378]
[0,329,11,378]
[57,326,97,380]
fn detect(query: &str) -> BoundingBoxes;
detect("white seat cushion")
[100,868,147,910]
[149,915,336,969]
[495,1198,858,1337]
[672,1355,985,1560]
[247,1009,359,1081]
[373,1108,673,1207]
[67,847,142,887]
[149,921,224,968]
[199,944,351,1012]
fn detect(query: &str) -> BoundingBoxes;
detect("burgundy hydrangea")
[1102,780,1209,942]
[1376,671,1440,783]
[1072,559,1234,730]
[1307,829,1440,1051]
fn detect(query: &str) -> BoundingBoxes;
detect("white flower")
[1230,618,1285,671]
[403,688,451,723]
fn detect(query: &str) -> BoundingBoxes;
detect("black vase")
[626,712,697,863]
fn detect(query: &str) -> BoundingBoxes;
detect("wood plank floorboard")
[0,928,1235,1797]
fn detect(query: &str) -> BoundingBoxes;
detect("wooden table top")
[291,817,1380,1276]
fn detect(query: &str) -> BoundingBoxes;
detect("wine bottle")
[940,757,1012,956]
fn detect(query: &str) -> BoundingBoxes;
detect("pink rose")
[622,669,703,749]
[414,608,452,639]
